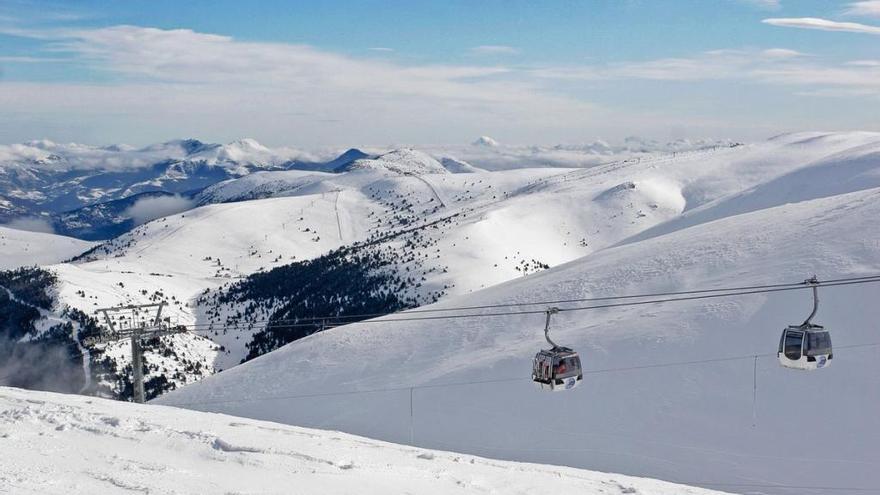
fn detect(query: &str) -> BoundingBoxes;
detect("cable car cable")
[175,276,880,333]
[176,274,880,330]
[165,341,880,407]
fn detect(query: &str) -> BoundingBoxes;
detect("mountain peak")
[227,138,269,152]
[178,139,209,154]
[339,148,448,174]
[472,135,499,147]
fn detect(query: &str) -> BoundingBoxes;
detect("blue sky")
[1,0,878,146]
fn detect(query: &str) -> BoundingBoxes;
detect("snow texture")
[0,386,729,495]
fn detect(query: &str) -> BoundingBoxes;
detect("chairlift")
[532,308,583,391]
[778,277,833,370]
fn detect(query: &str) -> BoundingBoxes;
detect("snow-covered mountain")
[473,135,500,147]
[337,148,451,175]
[2,130,878,492]
[143,131,880,494]
[18,131,868,398]
[0,137,736,230]
[0,138,319,225]
[0,387,730,495]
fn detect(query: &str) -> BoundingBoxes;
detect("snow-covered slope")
[42,132,880,397]
[439,156,486,173]
[421,137,741,171]
[0,386,729,495]
[0,226,95,270]
[157,134,880,494]
[624,131,880,244]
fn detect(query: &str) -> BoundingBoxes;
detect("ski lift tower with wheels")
[85,303,185,403]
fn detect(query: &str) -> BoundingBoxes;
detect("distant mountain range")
[0,136,738,240]
[0,140,371,239]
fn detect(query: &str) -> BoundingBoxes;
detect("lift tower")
[85,303,184,403]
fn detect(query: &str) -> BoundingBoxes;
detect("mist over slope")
[155,132,880,494]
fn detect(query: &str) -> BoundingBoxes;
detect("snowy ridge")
[339,148,450,175]
[0,386,730,495]
[438,156,486,173]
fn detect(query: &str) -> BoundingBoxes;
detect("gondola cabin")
[778,325,832,371]
[533,347,583,391]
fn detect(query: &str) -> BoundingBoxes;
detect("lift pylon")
[86,303,184,403]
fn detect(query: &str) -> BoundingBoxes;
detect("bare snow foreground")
[0,387,728,495]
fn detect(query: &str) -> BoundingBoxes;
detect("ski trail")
[406,173,446,208]
[334,189,344,241]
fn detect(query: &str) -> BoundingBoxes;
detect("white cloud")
[847,59,880,66]
[368,47,394,52]
[751,63,880,88]
[469,45,520,56]
[25,25,533,103]
[762,17,880,35]
[6,217,55,234]
[532,49,776,82]
[1,22,877,145]
[123,195,195,226]
[843,1,880,18]
[760,48,806,58]
[0,25,599,145]
[529,48,880,96]
[737,0,782,10]
[0,56,65,63]
[0,24,598,145]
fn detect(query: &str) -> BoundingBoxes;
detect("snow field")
[0,386,731,495]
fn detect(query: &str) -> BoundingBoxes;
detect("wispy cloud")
[737,0,782,10]
[469,45,520,56]
[530,48,880,96]
[0,25,594,144]
[531,49,793,82]
[0,55,66,63]
[2,21,878,145]
[760,48,806,58]
[847,59,880,66]
[30,26,517,97]
[843,1,880,18]
[762,17,880,35]
[368,47,394,52]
